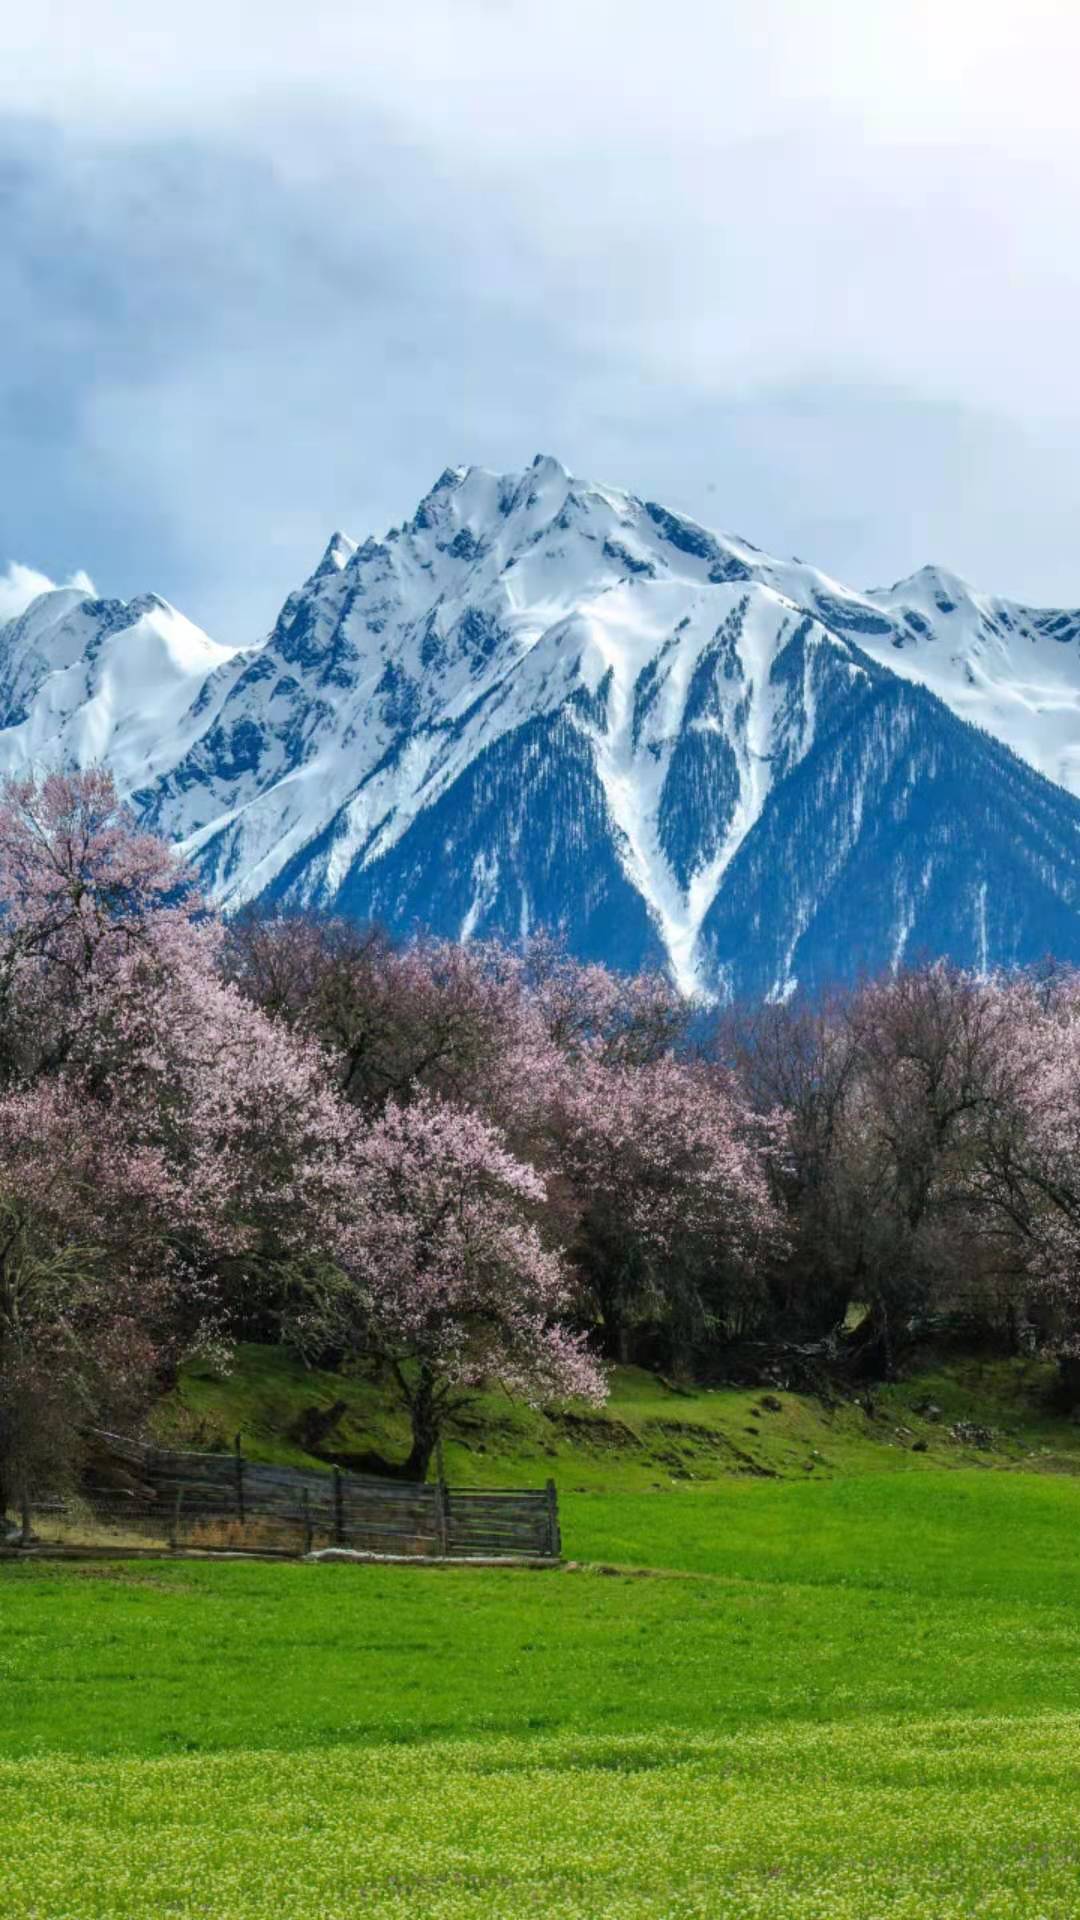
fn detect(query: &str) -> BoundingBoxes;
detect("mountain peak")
[307,530,358,584]
[529,451,570,478]
[4,459,1080,1000]
[430,465,467,493]
[879,562,975,607]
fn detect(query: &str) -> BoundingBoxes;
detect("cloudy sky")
[3,0,1080,639]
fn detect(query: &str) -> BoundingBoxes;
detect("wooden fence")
[83,1432,561,1560]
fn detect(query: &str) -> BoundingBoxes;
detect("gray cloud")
[2,1,1080,637]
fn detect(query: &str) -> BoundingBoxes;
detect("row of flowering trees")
[721,962,1080,1377]
[5,769,1080,1511]
[0,772,778,1506]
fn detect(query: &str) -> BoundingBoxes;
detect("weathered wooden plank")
[151,1470,237,1490]
[449,1526,546,1536]
[341,1476,430,1494]
[449,1516,548,1528]
[254,1499,335,1516]
[447,1547,554,1559]
[340,1491,438,1509]
[450,1514,547,1524]
[338,1489,432,1503]
[342,1480,436,1496]
[450,1538,549,1552]
[344,1514,438,1531]
[449,1543,551,1555]
[152,1479,242,1500]
[445,1528,545,1543]
[340,1485,436,1501]
[448,1518,547,1529]
[340,1489,432,1505]
[448,1493,548,1505]
[450,1521,549,1536]
[242,1484,337,1506]
[449,1501,548,1515]
[452,1488,550,1498]
[245,1482,336,1502]
[340,1511,437,1527]
[244,1471,333,1491]
[341,1523,438,1538]
[448,1506,548,1515]
[449,1487,548,1498]
[341,1532,438,1549]
[451,1528,547,1539]
[446,1539,551,1549]
[423,1496,530,1509]
[339,1511,438,1529]
[449,1513,549,1526]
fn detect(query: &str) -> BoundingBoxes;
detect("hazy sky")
[3,0,1080,639]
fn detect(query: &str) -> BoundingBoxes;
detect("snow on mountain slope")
[670,537,1080,799]
[861,565,1080,796]
[3,456,1080,999]
[0,584,243,792]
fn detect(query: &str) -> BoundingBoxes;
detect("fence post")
[433,1479,449,1558]
[301,1488,313,1558]
[333,1466,345,1546]
[19,1486,31,1548]
[169,1488,184,1552]
[234,1433,245,1525]
[545,1479,561,1558]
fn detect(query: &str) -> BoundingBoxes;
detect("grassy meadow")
[5,1356,1080,1914]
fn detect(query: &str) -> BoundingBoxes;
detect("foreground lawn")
[3,1713,1080,1918]
[5,1471,1080,1914]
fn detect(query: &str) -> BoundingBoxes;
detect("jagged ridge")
[3,454,1080,999]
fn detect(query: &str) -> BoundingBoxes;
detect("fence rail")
[10,1432,562,1561]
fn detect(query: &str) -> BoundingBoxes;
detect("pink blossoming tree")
[553,1052,786,1363]
[0,772,357,1511]
[333,1092,606,1479]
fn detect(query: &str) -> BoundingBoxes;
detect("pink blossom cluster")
[341,1092,604,1405]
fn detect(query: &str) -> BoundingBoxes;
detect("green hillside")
[154,1341,1080,1494]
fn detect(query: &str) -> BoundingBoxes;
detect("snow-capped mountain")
[4,454,1080,1001]
[0,582,236,791]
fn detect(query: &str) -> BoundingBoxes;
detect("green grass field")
[6,1358,1080,1915]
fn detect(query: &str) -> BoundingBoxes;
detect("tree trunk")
[1057,1350,1080,1413]
[593,1284,629,1363]
[402,1367,440,1482]
[879,1301,894,1380]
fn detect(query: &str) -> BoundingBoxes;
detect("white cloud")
[7,2,1079,147]
[0,562,95,625]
